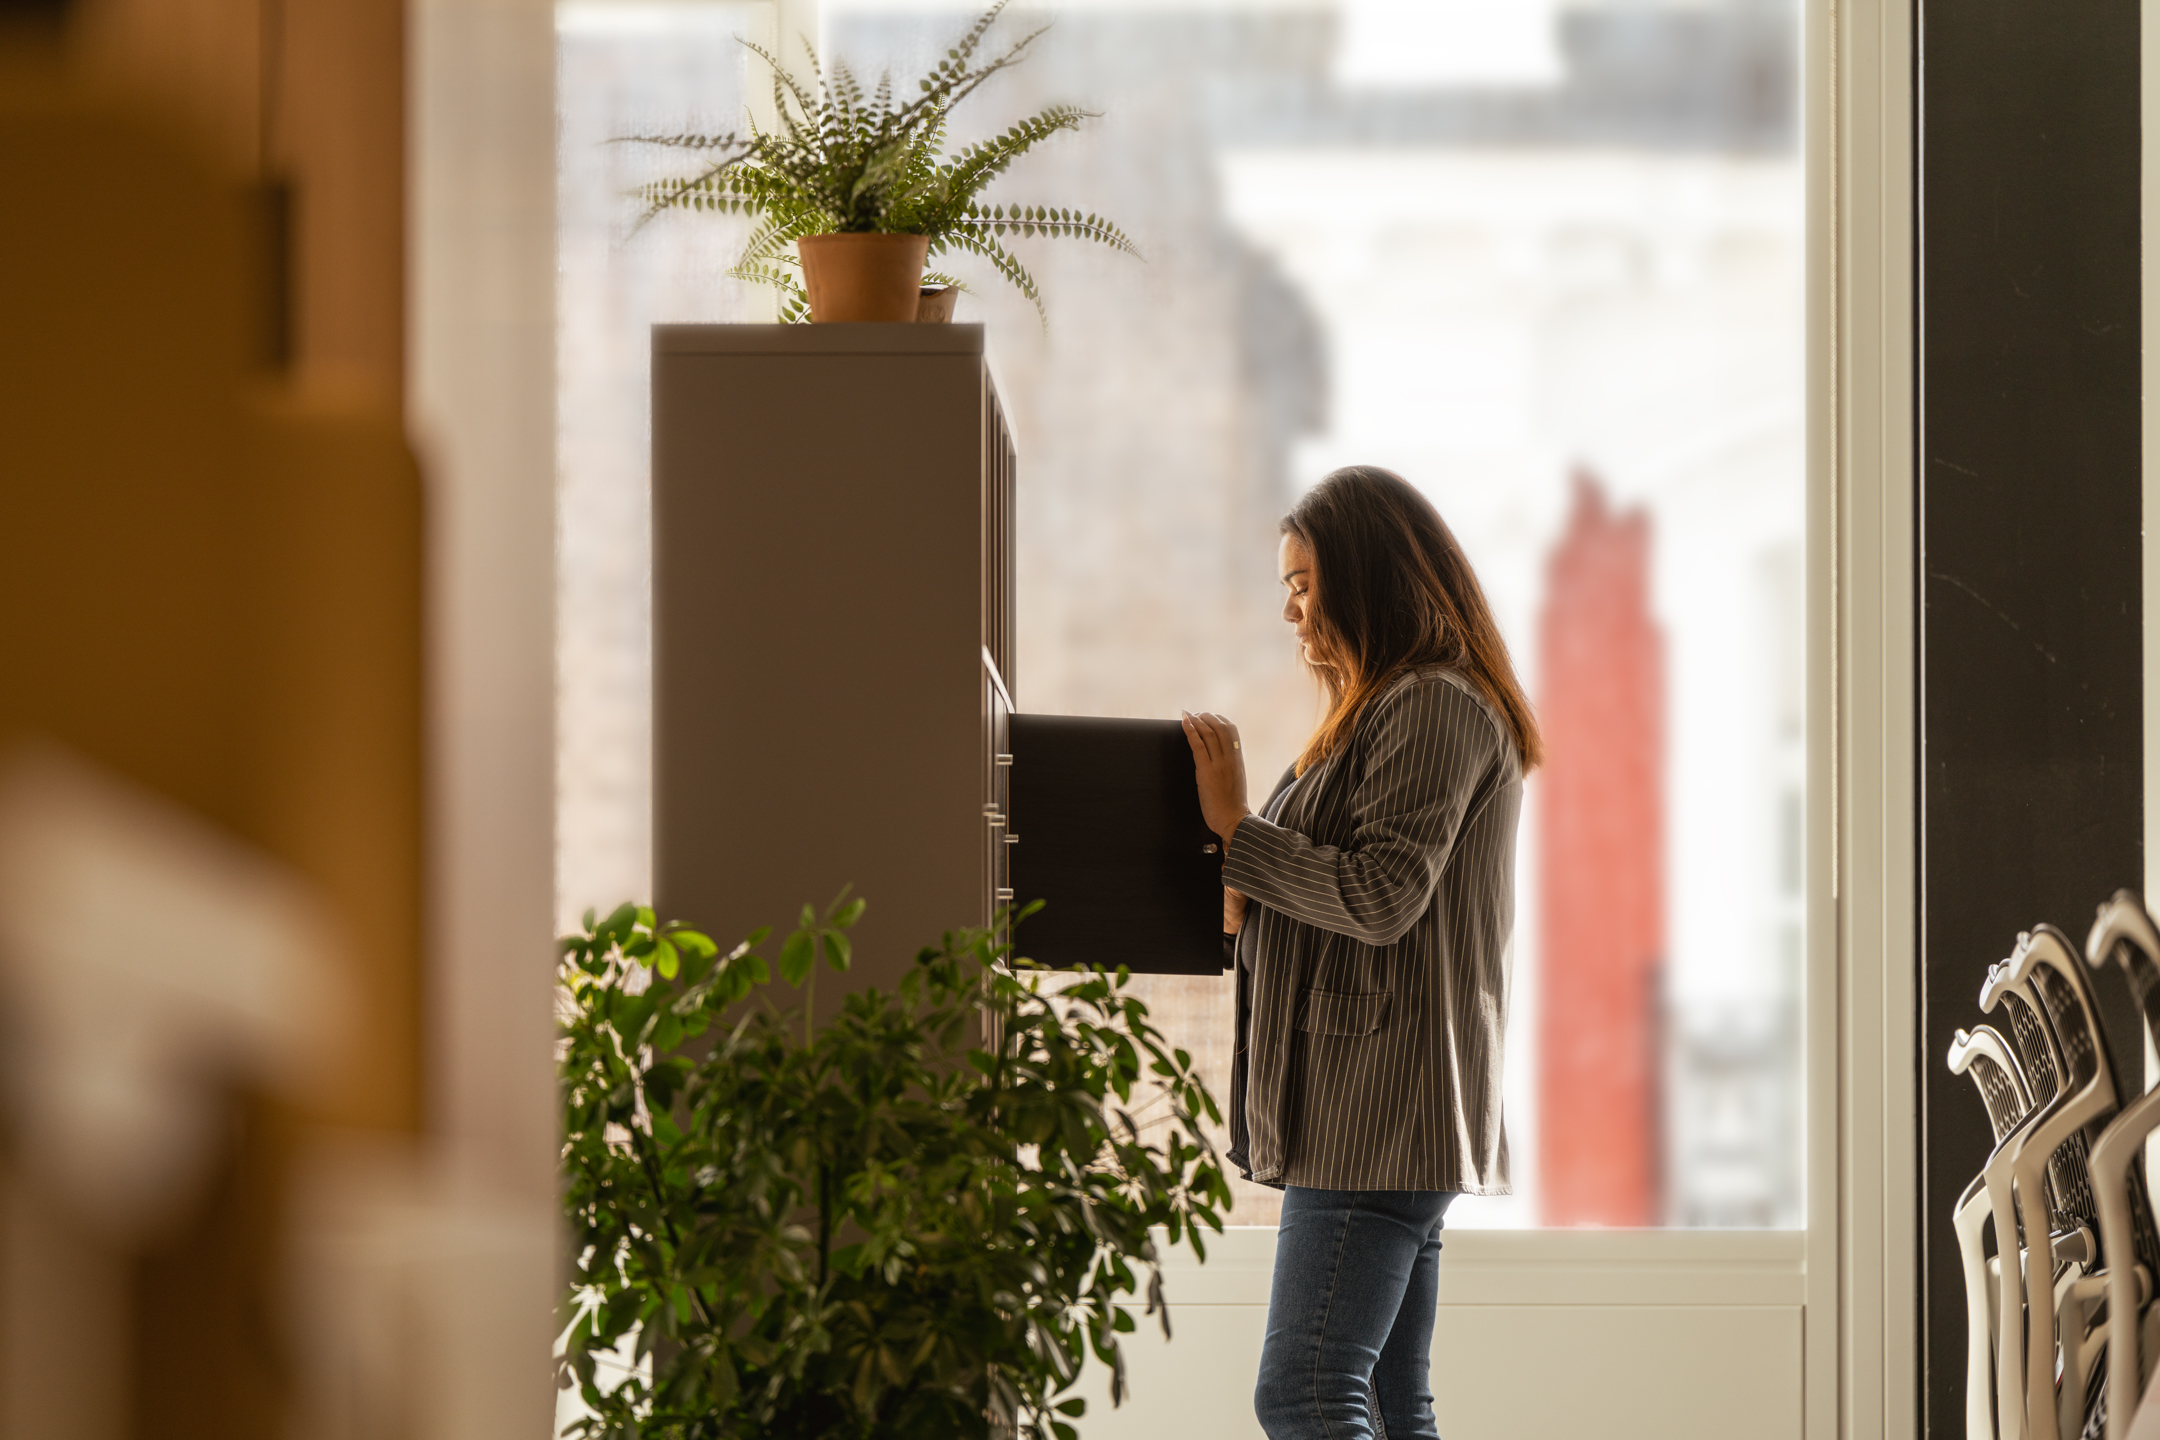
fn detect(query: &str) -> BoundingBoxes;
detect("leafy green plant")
[557,893,1233,1440]
[622,1,1136,321]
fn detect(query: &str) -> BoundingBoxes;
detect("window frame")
[413,0,1918,1430]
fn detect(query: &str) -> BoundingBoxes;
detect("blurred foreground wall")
[0,7,551,1434]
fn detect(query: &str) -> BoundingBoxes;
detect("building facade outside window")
[556,0,1804,1230]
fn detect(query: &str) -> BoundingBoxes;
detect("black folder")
[1007,713,1227,974]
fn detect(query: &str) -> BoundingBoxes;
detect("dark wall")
[1917,0,2142,1432]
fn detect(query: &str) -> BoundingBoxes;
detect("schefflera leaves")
[556,895,1233,1440]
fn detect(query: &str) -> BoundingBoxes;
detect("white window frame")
[412,0,1918,1432]
[1816,0,1919,1432]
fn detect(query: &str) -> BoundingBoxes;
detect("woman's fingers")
[1180,710,1217,762]
[1188,712,1236,747]
[1181,711,1250,844]
[1184,710,1236,761]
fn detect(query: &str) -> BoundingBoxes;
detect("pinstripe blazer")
[1221,665,1522,1194]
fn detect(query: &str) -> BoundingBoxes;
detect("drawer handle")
[994,888,1015,901]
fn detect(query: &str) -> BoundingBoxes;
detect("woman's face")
[1279,532,1321,665]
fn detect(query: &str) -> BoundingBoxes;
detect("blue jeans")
[1254,1187,1458,1440]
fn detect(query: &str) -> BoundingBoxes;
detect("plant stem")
[817,1159,832,1290]
[625,1054,718,1332]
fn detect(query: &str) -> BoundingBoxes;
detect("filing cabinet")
[652,322,1218,1006]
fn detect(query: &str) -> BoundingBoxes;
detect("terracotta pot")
[796,233,930,322]
[915,286,959,323]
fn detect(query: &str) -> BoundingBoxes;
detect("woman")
[1180,465,1541,1440]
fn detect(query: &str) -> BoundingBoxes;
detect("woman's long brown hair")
[1285,466,1544,775]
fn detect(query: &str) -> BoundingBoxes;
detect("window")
[555,0,1805,1229]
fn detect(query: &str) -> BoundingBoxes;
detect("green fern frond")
[916,105,1092,227]
[741,38,820,131]
[730,252,779,285]
[629,172,742,235]
[962,203,1139,256]
[615,1,1132,323]
[727,258,800,287]
[792,31,827,108]
[885,3,1041,141]
[608,130,748,153]
[726,248,810,322]
[737,211,823,269]
[938,21,1052,115]
[947,0,1007,65]
[932,226,1045,323]
[830,57,862,127]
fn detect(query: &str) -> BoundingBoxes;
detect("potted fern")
[625,2,1135,323]
[557,896,1233,1440]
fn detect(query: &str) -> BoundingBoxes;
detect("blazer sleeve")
[1221,675,1502,946]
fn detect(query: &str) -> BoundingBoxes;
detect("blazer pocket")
[1295,988,1391,1037]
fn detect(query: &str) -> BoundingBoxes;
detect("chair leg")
[1959,1187,2001,1440]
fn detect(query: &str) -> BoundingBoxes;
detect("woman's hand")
[1181,710,1251,847]
[1224,885,1248,935]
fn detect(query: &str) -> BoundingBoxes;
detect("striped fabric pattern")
[1222,666,1523,1194]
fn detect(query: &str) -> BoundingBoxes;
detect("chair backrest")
[1986,956,2083,1229]
[1988,957,2064,1103]
[2008,926,2124,1244]
[1952,1023,2036,1142]
[2082,892,2160,1440]
[2086,892,2160,1281]
[1984,929,2129,1440]
[2089,890,2160,1061]
[1951,1019,2063,1244]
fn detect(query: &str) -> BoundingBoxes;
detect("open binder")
[1007,713,1228,975]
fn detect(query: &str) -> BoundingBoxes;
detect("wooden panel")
[76,0,404,396]
[241,389,426,1132]
[279,0,404,392]
[0,79,424,1440]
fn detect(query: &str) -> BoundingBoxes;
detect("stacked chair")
[1949,891,2160,1439]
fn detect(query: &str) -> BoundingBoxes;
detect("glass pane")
[555,0,1805,1230]
[556,0,764,922]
